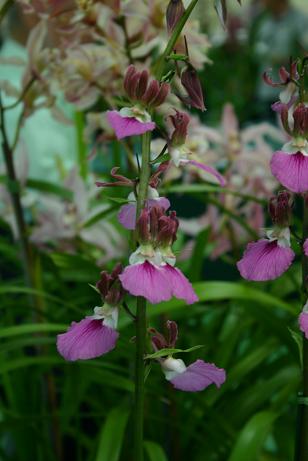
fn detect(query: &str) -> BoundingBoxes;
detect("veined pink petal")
[237,239,295,281]
[304,239,308,257]
[162,264,198,305]
[107,110,155,139]
[188,160,226,186]
[170,360,226,392]
[147,197,171,211]
[119,261,173,304]
[270,151,308,193]
[299,312,308,339]
[57,318,118,361]
[118,203,137,230]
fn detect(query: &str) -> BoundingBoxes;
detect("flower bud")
[170,110,190,146]
[157,211,179,247]
[166,0,185,34]
[181,65,205,111]
[150,206,165,240]
[293,104,308,137]
[96,263,124,306]
[166,320,178,347]
[136,208,150,244]
[268,190,293,227]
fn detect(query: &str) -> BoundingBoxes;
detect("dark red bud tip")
[181,65,205,111]
[149,82,170,107]
[293,103,308,137]
[124,65,137,94]
[136,208,150,243]
[170,110,190,146]
[157,212,178,246]
[150,205,165,239]
[136,70,149,99]
[269,190,293,227]
[96,263,124,305]
[166,0,185,34]
[166,320,178,347]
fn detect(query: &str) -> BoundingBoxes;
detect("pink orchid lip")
[168,359,226,392]
[57,317,118,361]
[270,151,308,194]
[188,160,226,186]
[119,260,198,305]
[107,110,155,139]
[237,238,295,281]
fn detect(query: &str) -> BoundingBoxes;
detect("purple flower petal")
[57,318,118,361]
[118,203,137,230]
[188,160,226,186]
[299,312,308,339]
[147,197,170,211]
[107,110,155,139]
[237,239,295,281]
[270,151,308,193]
[119,261,173,304]
[304,239,308,257]
[170,360,226,392]
[163,264,198,305]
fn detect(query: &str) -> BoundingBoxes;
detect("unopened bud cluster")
[96,263,124,306]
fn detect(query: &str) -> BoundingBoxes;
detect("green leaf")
[0,323,66,339]
[228,411,278,461]
[95,406,130,461]
[26,178,73,200]
[150,154,171,164]
[188,228,210,282]
[82,205,119,228]
[75,111,88,180]
[214,0,227,26]
[145,345,204,360]
[144,441,168,461]
[288,328,303,366]
[107,197,134,204]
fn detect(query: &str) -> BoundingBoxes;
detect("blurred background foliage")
[0,0,308,460]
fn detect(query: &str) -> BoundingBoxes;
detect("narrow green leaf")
[75,111,88,180]
[228,411,278,461]
[95,406,129,461]
[145,345,204,360]
[0,323,66,339]
[26,178,72,200]
[288,328,303,366]
[144,441,168,461]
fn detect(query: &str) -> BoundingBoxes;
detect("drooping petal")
[299,311,308,339]
[162,264,198,304]
[303,239,308,257]
[119,261,173,304]
[107,110,155,139]
[188,160,226,186]
[270,151,308,193]
[118,203,137,230]
[170,360,226,392]
[57,318,118,361]
[237,239,295,281]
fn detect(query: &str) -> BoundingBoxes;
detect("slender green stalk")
[154,0,200,80]
[133,132,151,461]
[297,197,308,461]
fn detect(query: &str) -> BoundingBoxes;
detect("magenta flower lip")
[57,317,119,361]
[270,151,308,194]
[107,110,155,140]
[169,360,226,392]
[119,261,198,305]
[237,238,295,282]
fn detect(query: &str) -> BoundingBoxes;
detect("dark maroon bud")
[111,262,123,280]
[136,208,150,243]
[142,80,160,105]
[293,104,308,137]
[170,110,190,146]
[136,70,149,99]
[149,162,170,188]
[149,327,168,350]
[181,65,205,111]
[157,212,179,246]
[278,66,290,83]
[96,271,111,298]
[269,190,293,227]
[105,282,124,306]
[166,320,178,347]
[123,65,137,94]
[149,82,170,107]
[128,71,141,100]
[166,0,185,34]
[150,206,165,240]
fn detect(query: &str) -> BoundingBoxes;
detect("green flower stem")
[154,0,200,80]
[133,132,151,461]
[297,197,308,461]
